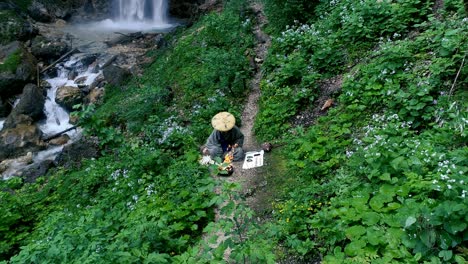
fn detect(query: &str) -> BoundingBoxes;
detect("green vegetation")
[0,50,20,73]
[0,10,27,45]
[1,0,467,262]
[0,0,254,262]
[255,0,468,262]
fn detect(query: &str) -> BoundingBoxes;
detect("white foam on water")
[39,74,75,137]
[33,146,64,163]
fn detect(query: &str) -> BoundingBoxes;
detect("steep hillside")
[0,0,254,262]
[0,0,467,263]
[254,0,468,263]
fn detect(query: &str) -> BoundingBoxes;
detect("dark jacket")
[206,126,244,152]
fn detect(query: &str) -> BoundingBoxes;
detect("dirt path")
[229,0,270,201]
[204,0,271,259]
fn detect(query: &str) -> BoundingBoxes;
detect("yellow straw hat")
[211,112,235,132]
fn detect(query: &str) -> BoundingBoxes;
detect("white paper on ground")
[242,150,264,169]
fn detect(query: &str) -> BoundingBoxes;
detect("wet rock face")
[48,134,70,146]
[6,84,45,125]
[0,41,38,98]
[3,83,45,131]
[28,0,54,22]
[0,123,45,161]
[64,53,98,73]
[20,160,55,183]
[55,136,99,168]
[55,85,83,112]
[102,64,131,86]
[31,35,71,62]
[27,0,73,21]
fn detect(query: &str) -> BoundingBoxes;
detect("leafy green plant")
[0,49,20,73]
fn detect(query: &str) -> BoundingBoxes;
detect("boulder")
[40,79,51,90]
[5,84,45,125]
[28,0,53,22]
[68,69,78,80]
[89,73,105,90]
[31,35,71,62]
[0,152,33,174]
[11,0,74,22]
[48,134,70,146]
[0,10,38,44]
[74,76,88,85]
[86,87,104,105]
[0,42,38,98]
[65,53,98,72]
[154,34,167,48]
[102,64,131,86]
[55,136,99,168]
[19,160,55,183]
[0,123,45,161]
[55,85,83,111]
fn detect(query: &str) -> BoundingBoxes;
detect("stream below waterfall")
[1,0,177,179]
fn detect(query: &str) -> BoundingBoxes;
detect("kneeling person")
[203,112,244,161]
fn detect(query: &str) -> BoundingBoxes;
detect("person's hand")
[203,147,210,155]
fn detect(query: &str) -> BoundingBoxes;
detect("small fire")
[224,153,234,163]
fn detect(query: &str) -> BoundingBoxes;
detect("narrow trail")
[229,0,270,201]
[204,0,271,259]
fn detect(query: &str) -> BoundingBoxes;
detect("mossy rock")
[0,10,37,45]
[0,49,21,74]
[0,41,37,97]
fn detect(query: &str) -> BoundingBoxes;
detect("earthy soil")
[291,75,342,128]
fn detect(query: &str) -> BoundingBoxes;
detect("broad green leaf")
[362,212,380,226]
[444,220,467,235]
[438,250,453,261]
[366,228,384,246]
[454,255,467,264]
[404,216,417,228]
[345,225,366,240]
[379,173,391,181]
[420,229,436,248]
[344,239,366,256]
[369,193,392,211]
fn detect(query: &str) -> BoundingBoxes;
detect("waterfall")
[116,0,167,24]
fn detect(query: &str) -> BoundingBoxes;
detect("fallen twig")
[449,53,466,97]
[40,48,78,74]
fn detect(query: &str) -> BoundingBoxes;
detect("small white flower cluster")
[242,18,251,28]
[158,116,190,144]
[192,104,202,114]
[145,183,156,196]
[434,157,466,195]
[276,24,320,49]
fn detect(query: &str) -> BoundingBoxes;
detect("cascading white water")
[2,55,100,179]
[39,57,101,137]
[69,0,173,35]
[117,0,167,23]
[39,68,75,136]
[153,0,167,24]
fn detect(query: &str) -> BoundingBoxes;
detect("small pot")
[218,164,234,176]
